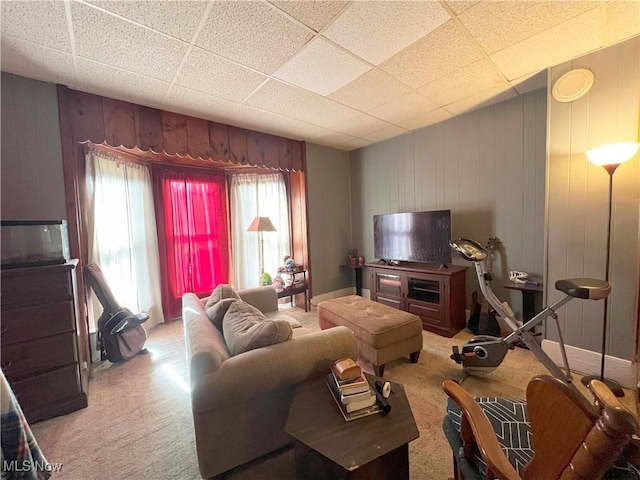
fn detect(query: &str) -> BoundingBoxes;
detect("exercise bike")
[449,238,611,387]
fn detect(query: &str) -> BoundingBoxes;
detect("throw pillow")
[222,301,292,355]
[205,297,237,331]
[205,284,240,309]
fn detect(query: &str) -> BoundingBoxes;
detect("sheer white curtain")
[85,148,164,332]
[230,173,291,289]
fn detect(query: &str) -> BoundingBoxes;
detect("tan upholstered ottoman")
[317,295,423,377]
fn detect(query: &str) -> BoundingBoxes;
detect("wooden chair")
[442,375,639,480]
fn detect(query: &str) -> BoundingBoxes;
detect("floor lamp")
[247,216,276,282]
[580,142,640,398]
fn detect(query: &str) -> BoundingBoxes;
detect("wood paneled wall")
[349,90,547,318]
[59,86,304,171]
[290,170,311,302]
[547,37,639,361]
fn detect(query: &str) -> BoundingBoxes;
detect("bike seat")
[555,278,610,300]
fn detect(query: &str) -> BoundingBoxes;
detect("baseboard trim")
[542,340,635,390]
[309,287,373,309]
[309,288,355,309]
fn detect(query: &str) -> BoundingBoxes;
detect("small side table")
[504,282,543,323]
[277,270,308,312]
[285,374,419,479]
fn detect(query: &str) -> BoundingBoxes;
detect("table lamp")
[247,216,276,282]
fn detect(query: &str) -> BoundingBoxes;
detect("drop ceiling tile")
[510,70,547,95]
[459,1,599,55]
[195,1,313,75]
[445,1,481,16]
[1,35,76,85]
[231,105,327,139]
[0,1,70,52]
[268,1,349,32]
[490,8,603,81]
[323,1,451,66]
[175,47,268,103]
[369,91,440,125]
[73,58,171,108]
[605,1,640,46]
[291,96,364,130]
[85,0,209,42]
[329,113,396,138]
[72,2,188,83]
[329,69,413,112]
[362,124,409,143]
[244,79,361,129]
[342,137,373,151]
[398,107,454,131]
[310,130,359,146]
[164,85,239,122]
[444,84,518,116]
[274,37,371,96]
[419,58,507,106]
[380,20,484,88]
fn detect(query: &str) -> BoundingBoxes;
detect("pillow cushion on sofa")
[222,301,293,355]
[205,284,241,310]
[205,298,238,331]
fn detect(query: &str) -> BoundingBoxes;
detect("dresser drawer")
[2,333,78,380]
[408,301,443,325]
[375,295,402,310]
[1,268,72,308]
[11,365,82,416]
[1,301,75,346]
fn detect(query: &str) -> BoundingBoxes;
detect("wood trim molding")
[59,86,305,172]
[57,85,91,385]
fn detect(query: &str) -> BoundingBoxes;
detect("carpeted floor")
[30,305,637,479]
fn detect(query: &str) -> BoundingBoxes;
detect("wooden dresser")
[1,260,87,423]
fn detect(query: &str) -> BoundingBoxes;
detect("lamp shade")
[246,216,276,232]
[586,142,640,167]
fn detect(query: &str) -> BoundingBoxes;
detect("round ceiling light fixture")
[551,68,595,102]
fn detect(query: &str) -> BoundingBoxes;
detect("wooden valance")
[59,86,305,172]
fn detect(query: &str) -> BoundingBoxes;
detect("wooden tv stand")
[368,262,467,338]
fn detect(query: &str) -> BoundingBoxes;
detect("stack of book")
[327,358,381,421]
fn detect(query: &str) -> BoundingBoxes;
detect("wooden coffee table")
[285,374,419,479]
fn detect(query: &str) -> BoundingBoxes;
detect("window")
[230,173,291,289]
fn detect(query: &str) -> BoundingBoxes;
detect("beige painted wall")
[546,37,639,361]
[1,72,66,220]
[305,143,353,298]
[349,90,547,320]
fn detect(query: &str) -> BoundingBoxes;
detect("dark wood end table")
[504,281,543,322]
[277,269,308,311]
[285,374,419,479]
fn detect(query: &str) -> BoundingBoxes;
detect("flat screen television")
[374,210,452,265]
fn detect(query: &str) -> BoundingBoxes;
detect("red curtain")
[153,167,229,320]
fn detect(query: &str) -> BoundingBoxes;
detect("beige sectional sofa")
[183,286,358,479]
